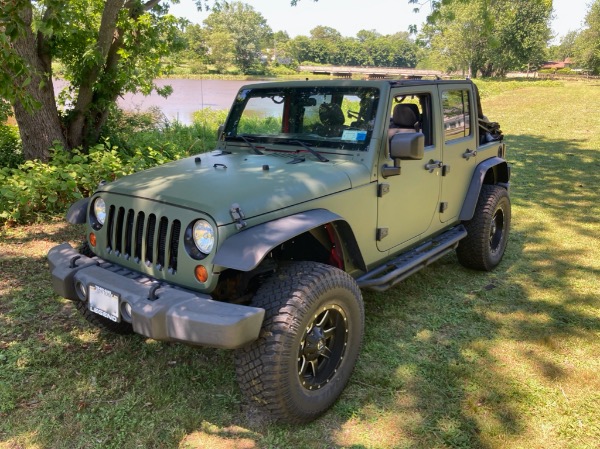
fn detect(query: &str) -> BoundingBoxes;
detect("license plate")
[89,285,120,322]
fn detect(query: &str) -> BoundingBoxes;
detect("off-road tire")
[234,261,364,424]
[457,184,511,271]
[74,242,134,335]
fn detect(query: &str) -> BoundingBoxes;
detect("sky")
[168,0,591,43]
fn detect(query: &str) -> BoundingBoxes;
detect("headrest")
[319,103,345,127]
[392,103,419,128]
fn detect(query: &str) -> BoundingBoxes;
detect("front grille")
[105,206,181,274]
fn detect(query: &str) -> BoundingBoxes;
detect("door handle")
[425,160,443,173]
[462,148,477,160]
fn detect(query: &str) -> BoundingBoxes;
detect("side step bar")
[356,225,467,292]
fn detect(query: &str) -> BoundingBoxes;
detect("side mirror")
[216,124,225,141]
[390,132,425,160]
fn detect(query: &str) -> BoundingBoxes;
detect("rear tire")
[234,261,364,424]
[74,242,134,335]
[457,184,511,271]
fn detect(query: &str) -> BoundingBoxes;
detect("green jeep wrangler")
[48,79,510,423]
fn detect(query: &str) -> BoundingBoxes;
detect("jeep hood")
[99,151,369,225]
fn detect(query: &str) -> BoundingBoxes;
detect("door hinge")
[442,165,450,176]
[376,227,389,241]
[439,202,448,213]
[378,183,390,197]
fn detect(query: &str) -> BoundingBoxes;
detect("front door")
[377,87,442,252]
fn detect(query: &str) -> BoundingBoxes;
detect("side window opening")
[389,93,433,147]
[442,90,471,142]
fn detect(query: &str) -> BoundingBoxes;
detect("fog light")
[195,265,208,283]
[75,281,87,301]
[89,232,97,247]
[121,302,133,323]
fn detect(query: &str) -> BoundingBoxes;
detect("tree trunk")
[66,0,123,149]
[12,2,67,161]
[66,0,162,149]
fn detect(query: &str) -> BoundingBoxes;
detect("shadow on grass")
[330,132,600,448]
[1,132,598,448]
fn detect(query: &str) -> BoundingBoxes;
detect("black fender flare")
[459,157,511,221]
[213,209,363,272]
[66,197,89,224]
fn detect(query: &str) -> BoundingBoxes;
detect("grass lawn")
[1,80,599,449]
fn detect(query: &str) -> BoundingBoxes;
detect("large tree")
[547,31,579,63]
[202,2,272,74]
[574,0,600,74]
[419,0,551,77]
[0,0,186,161]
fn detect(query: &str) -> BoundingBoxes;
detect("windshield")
[223,86,380,152]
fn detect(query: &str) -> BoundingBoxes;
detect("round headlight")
[193,220,215,254]
[93,198,106,225]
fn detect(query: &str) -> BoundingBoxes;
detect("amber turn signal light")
[195,265,208,283]
[89,232,97,247]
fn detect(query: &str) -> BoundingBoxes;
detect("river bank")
[54,78,258,125]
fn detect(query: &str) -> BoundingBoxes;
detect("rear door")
[438,85,478,223]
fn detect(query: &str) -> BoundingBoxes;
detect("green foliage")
[0,143,185,225]
[285,29,418,68]
[574,0,600,74]
[0,98,12,123]
[1,0,189,159]
[547,31,578,62]
[267,64,298,76]
[0,124,23,169]
[420,0,552,76]
[101,106,225,157]
[0,107,229,225]
[202,2,272,74]
[176,20,419,74]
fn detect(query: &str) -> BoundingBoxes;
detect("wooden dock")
[299,65,443,80]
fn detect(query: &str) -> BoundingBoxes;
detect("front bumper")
[47,243,265,349]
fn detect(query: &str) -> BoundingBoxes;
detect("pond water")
[53,79,267,125]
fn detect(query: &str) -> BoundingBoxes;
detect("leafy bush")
[191,107,228,150]
[0,143,181,225]
[102,106,223,157]
[0,124,24,169]
[0,107,229,225]
[268,64,298,76]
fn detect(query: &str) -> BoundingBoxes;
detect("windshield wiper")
[237,134,263,155]
[291,140,329,162]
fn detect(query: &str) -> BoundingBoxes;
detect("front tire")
[235,261,364,424]
[457,184,511,271]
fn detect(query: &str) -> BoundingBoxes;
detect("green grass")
[1,80,599,448]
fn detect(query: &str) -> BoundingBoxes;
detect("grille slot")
[134,212,145,263]
[145,214,157,265]
[124,209,134,258]
[157,217,169,270]
[106,205,116,251]
[115,207,125,255]
[103,207,181,275]
[168,220,181,273]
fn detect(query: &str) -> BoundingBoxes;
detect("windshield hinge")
[378,183,390,197]
[230,203,247,230]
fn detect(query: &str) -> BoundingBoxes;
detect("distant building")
[541,58,573,70]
